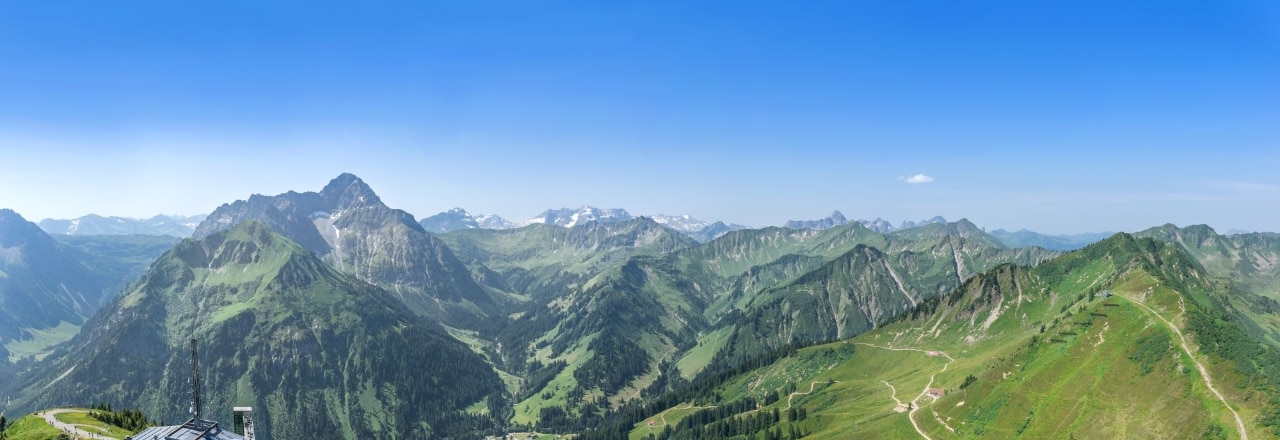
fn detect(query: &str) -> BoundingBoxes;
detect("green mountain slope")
[707,234,1055,370]
[676,223,889,279]
[193,173,509,331]
[593,234,1280,439]
[0,210,102,344]
[0,210,174,365]
[1137,224,1280,297]
[1136,224,1280,347]
[51,234,181,303]
[439,218,698,301]
[497,220,1057,430]
[5,221,507,440]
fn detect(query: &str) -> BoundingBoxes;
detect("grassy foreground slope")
[593,234,1280,439]
[2,408,136,440]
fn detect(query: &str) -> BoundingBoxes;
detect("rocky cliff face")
[193,174,504,329]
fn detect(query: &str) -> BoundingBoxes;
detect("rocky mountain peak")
[784,210,851,230]
[0,208,27,224]
[419,208,481,233]
[320,173,383,209]
[525,206,633,228]
[0,208,26,226]
[899,216,947,230]
[0,209,53,248]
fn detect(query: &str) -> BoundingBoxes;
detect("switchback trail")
[855,342,955,440]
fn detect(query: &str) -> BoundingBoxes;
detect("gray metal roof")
[128,418,247,440]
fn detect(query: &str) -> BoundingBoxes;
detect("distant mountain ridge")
[648,214,711,233]
[0,210,177,366]
[687,220,751,242]
[418,206,747,241]
[784,211,947,233]
[784,210,849,230]
[419,207,481,233]
[989,228,1113,251]
[522,206,633,228]
[422,206,963,240]
[0,210,104,345]
[38,214,205,237]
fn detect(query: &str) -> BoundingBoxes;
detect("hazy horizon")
[5,170,1271,236]
[2,1,1277,235]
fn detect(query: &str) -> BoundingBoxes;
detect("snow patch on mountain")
[649,214,712,233]
[523,206,633,228]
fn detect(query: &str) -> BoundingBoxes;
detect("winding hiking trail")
[855,343,955,440]
[884,381,903,408]
[40,409,121,440]
[785,381,836,410]
[1120,295,1248,440]
[645,403,718,433]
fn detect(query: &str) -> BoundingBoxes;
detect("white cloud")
[900,174,934,184]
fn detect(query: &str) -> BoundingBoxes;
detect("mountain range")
[4,173,1280,439]
[0,210,178,364]
[38,214,205,237]
[989,228,1115,251]
[418,207,749,244]
[782,210,949,233]
[583,232,1280,439]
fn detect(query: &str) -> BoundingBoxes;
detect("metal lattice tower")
[190,338,202,421]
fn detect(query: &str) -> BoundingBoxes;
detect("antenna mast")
[190,338,202,421]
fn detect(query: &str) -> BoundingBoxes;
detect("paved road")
[39,408,121,440]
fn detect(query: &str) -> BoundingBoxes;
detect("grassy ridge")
[607,234,1277,439]
[494,219,1056,430]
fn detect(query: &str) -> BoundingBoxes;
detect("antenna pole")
[190,338,202,421]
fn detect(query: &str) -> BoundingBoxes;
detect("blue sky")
[1,1,1277,234]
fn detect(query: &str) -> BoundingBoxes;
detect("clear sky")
[1,1,1277,234]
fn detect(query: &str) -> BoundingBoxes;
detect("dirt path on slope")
[785,380,838,410]
[645,403,718,433]
[40,409,122,440]
[855,343,955,440]
[884,381,903,407]
[1122,296,1247,440]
